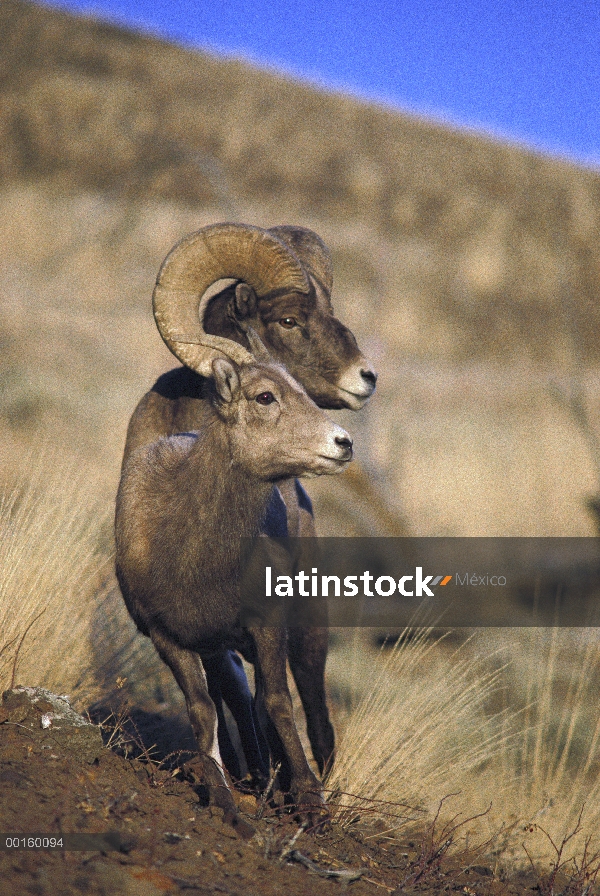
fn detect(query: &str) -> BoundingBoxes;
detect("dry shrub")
[0,453,113,704]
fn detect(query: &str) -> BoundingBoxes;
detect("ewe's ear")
[234,282,258,318]
[212,358,240,403]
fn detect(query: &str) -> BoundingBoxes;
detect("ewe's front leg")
[249,624,328,829]
[285,489,335,777]
[149,627,254,839]
[288,625,334,776]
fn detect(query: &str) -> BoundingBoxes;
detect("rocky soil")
[0,687,538,896]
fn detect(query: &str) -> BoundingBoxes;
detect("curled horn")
[153,223,310,377]
[268,225,333,294]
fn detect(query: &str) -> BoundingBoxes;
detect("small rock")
[163,831,189,844]
[2,687,103,763]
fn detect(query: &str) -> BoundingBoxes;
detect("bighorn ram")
[122,223,377,781]
[115,324,353,832]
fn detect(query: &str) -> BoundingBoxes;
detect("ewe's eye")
[279,317,297,329]
[255,391,275,405]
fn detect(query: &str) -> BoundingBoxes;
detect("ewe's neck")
[185,417,273,539]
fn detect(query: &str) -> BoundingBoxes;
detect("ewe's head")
[208,334,353,480]
[153,223,376,411]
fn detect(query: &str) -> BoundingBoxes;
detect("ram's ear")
[212,358,240,403]
[234,282,258,318]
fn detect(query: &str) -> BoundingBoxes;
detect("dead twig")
[10,609,46,689]
[397,795,492,890]
[256,762,280,821]
[0,634,20,662]
[277,824,306,863]
[523,806,600,896]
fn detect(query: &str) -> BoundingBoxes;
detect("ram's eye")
[255,391,275,405]
[279,317,297,329]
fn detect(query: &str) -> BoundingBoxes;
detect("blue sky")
[47,0,600,169]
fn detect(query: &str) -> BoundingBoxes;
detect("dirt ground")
[0,687,541,896]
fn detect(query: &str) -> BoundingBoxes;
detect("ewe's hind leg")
[216,651,269,784]
[250,624,328,828]
[203,653,242,782]
[149,628,253,838]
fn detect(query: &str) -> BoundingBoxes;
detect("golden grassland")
[4,1,600,533]
[3,2,600,535]
[3,0,600,877]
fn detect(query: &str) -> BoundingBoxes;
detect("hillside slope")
[2,0,600,534]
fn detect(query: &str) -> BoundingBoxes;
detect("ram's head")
[153,222,377,410]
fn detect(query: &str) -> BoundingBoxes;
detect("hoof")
[293,790,330,833]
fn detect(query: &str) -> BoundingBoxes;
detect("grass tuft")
[0,454,113,704]
[329,627,600,870]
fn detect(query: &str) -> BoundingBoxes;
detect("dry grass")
[0,452,113,704]
[327,630,516,828]
[481,629,600,869]
[328,628,600,871]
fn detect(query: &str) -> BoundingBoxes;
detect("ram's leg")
[249,624,328,828]
[149,628,253,839]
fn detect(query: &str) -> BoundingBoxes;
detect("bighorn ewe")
[122,223,377,780]
[115,325,353,833]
